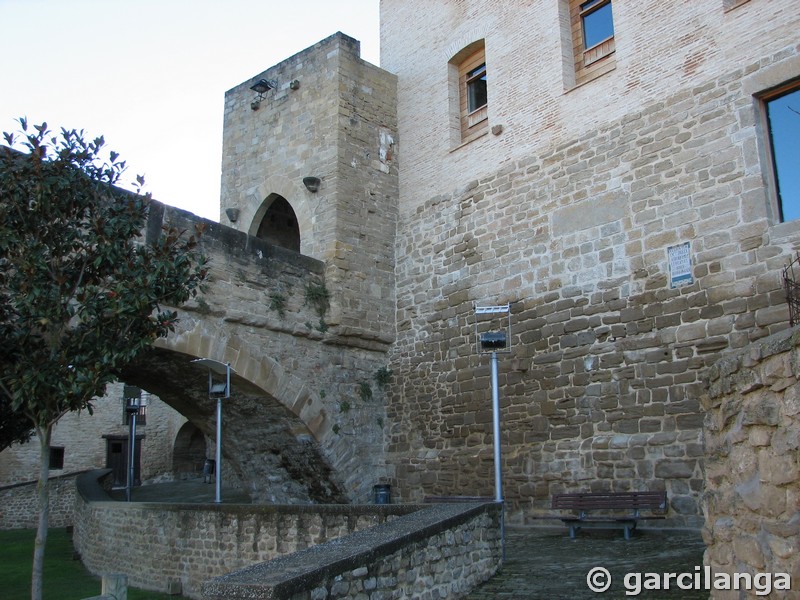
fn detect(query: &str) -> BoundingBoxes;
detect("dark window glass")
[582,0,614,49]
[766,88,800,222]
[49,447,65,470]
[467,64,487,113]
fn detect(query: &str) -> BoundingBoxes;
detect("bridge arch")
[118,329,347,504]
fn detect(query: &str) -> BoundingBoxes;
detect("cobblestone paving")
[466,528,707,600]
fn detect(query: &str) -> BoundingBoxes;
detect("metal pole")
[491,352,502,502]
[126,412,137,502]
[491,351,505,557]
[215,388,222,504]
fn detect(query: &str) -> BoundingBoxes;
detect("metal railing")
[783,252,800,327]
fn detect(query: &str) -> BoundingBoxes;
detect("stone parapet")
[0,470,86,529]
[702,328,800,598]
[202,501,502,600]
[73,471,424,599]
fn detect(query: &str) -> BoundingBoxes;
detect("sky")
[0,0,380,221]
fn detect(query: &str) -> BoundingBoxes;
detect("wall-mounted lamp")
[225,208,240,223]
[303,176,321,193]
[250,78,278,110]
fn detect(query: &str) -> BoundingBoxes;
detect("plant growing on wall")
[0,120,207,600]
[359,381,373,402]
[304,281,330,332]
[374,366,393,390]
[269,292,287,318]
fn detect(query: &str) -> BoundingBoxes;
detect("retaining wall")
[702,328,800,598]
[73,471,467,599]
[202,501,502,600]
[0,471,85,529]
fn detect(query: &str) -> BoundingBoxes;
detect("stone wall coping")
[75,469,423,519]
[202,501,500,600]
[147,200,325,275]
[0,468,93,492]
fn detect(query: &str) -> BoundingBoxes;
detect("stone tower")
[220,32,398,351]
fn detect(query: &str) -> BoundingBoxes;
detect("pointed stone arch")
[253,194,301,252]
[238,175,317,258]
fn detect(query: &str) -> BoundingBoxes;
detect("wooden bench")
[551,491,667,540]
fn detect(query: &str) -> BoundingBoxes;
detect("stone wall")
[378,0,800,526]
[203,502,502,600]
[703,328,800,597]
[220,32,398,352]
[120,202,392,504]
[73,471,421,600]
[0,471,82,529]
[0,382,187,487]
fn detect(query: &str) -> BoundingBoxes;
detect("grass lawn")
[0,528,181,600]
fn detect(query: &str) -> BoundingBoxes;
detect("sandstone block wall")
[296,512,500,600]
[0,382,187,487]
[203,502,502,600]
[703,328,800,598]
[220,32,398,351]
[378,0,800,526]
[73,472,420,600]
[121,203,393,504]
[0,472,79,529]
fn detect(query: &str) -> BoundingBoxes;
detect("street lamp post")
[123,386,142,503]
[191,358,234,504]
[474,303,512,557]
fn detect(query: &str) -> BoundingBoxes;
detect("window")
[457,43,488,142]
[764,84,800,222]
[570,0,615,85]
[49,447,65,470]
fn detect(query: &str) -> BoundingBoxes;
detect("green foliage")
[304,281,330,318]
[332,423,341,435]
[0,119,208,600]
[0,119,208,433]
[359,381,373,402]
[374,366,393,390]
[269,292,287,318]
[339,399,351,414]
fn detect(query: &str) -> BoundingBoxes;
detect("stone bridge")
[119,201,392,504]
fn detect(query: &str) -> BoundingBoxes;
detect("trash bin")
[373,484,391,505]
[203,458,215,484]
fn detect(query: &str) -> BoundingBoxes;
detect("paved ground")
[110,482,706,599]
[466,527,706,600]
[107,479,252,503]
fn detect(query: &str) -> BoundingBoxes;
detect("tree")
[0,394,33,451]
[0,119,208,600]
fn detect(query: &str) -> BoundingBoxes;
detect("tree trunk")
[31,423,51,600]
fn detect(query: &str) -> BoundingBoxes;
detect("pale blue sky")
[0,0,380,220]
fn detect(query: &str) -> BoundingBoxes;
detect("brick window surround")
[449,40,488,145]
[571,0,616,86]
